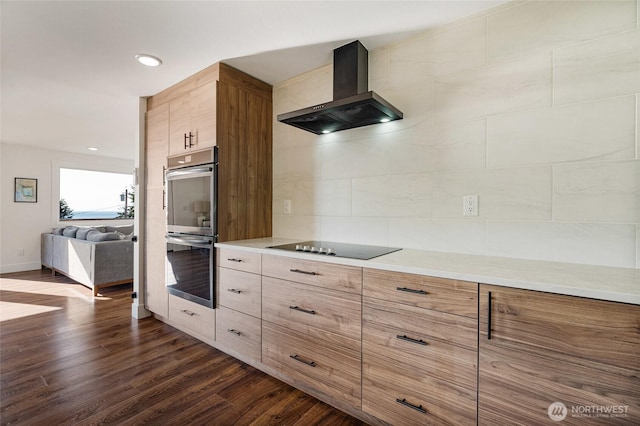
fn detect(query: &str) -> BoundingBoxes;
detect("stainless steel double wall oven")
[165,147,218,308]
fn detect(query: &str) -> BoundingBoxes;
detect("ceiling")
[1,0,506,160]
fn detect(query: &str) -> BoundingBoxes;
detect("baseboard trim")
[0,262,43,275]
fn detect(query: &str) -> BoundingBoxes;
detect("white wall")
[0,143,134,273]
[273,0,640,269]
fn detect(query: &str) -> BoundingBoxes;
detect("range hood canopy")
[277,40,403,135]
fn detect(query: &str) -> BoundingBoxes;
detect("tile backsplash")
[272,0,640,269]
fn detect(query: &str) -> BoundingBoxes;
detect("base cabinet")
[261,255,363,408]
[215,248,263,364]
[215,306,261,363]
[262,322,362,407]
[168,295,215,345]
[478,285,640,425]
[362,269,479,426]
[153,249,639,426]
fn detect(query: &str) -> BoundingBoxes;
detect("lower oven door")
[166,234,214,308]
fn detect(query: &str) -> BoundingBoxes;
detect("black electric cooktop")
[267,240,401,260]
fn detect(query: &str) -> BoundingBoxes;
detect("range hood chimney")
[277,40,403,135]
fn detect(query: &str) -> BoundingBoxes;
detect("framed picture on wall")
[14,177,38,203]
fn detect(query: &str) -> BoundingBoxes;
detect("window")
[59,168,134,220]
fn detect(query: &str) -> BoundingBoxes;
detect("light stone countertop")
[216,237,640,305]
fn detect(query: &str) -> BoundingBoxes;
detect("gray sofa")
[41,225,134,296]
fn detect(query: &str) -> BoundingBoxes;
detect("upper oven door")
[166,156,217,237]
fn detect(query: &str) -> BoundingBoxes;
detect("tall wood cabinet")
[144,103,169,317]
[479,285,640,425]
[143,63,272,317]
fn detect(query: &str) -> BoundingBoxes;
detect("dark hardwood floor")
[0,269,366,425]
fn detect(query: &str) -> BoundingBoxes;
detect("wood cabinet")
[144,103,169,317]
[216,306,261,363]
[143,63,272,317]
[168,294,215,345]
[478,285,640,425]
[215,248,263,364]
[262,254,362,293]
[146,62,272,242]
[261,256,363,407]
[262,276,361,341]
[262,321,361,407]
[362,268,478,426]
[168,81,217,155]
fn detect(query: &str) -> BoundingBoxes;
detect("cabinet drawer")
[262,322,361,407]
[168,295,215,343]
[217,248,261,274]
[215,306,261,363]
[262,254,361,294]
[217,267,261,317]
[262,276,361,342]
[363,298,477,390]
[363,353,477,426]
[363,268,478,318]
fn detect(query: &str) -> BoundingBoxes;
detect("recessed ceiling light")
[88,147,98,151]
[321,130,331,134]
[135,54,162,67]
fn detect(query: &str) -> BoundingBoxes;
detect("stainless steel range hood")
[277,40,403,135]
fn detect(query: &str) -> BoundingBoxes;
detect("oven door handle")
[166,235,213,249]
[165,167,213,180]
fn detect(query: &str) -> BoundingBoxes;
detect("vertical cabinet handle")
[487,291,492,340]
[396,398,427,414]
[162,189,166,210]
[183,132,194,149]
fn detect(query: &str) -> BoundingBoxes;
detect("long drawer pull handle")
[289,305,316,315]
[289,354,316,367]
[487,291,492,340]
[227,329,242,336]
[396,335,427,346]
[180,309,196,317]
[227,258,243,263]
[396,398,427,414]
[396,286,428,295]
[227,288,242,294]
[290,268,318,276]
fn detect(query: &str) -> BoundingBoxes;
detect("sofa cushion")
[62,226,79,238]
[86,230,121,242]
[104,225,133,234]
[76,227,106,240]
[114,231,133,240]
[51,227,64,235]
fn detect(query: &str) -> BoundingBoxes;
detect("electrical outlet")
[284,199,292,214]
[463,195,478,217]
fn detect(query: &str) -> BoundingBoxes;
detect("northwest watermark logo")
[548,402,567,421]
[548,402,629,421]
